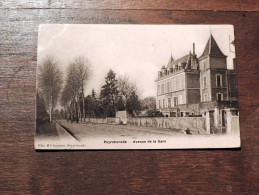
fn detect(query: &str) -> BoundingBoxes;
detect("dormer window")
[182,62,186,69]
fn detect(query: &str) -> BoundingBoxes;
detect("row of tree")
[37,56,63,122]
[86,70,143,118]
[37,55,156,122]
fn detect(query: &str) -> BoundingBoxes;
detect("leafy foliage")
[100,69,119,117]
[61,56,91,121]
[36,92,49,123]
[126,91,142,115]
[141,96,156,110]
[37,56,63,121]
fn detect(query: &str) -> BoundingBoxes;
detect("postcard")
[35,24,240,149]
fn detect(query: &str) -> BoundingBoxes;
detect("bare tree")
[118,74,134,101]
[37,56,63,122]
[141,96,156,110]
[117,74,139,107]
[62,56,91,121]
[73,56,91,121]
[60,79,76,116]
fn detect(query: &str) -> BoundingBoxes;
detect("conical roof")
[199,34,226,59]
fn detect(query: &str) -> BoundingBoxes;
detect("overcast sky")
[37,24,235,98]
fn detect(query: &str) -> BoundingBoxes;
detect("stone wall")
[127,117,205,132]
[85,116,205,132]
[88,118,107,124]
[87,117,116,124]
[227,115,240,134]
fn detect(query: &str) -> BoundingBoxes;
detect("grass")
[36,121,59,139]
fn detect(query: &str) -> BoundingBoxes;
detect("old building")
[156,34,239,134]
[156,46,200,116]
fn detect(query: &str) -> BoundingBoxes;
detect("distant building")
[156,34,238,133]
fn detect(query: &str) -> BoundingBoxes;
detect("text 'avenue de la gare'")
[103,140,166,144]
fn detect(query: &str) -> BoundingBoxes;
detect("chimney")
[193,43,195,54]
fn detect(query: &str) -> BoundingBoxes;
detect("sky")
[37,24,235,98]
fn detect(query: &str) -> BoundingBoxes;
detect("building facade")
[156,34,238,133]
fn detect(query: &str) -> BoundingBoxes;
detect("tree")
[94,99,104,117]
[61,82,73,111]
[37,56,63,122]
[141,96,156,110]
[100,69,119,117]
[91,89,96,99]
[59,109,65,118]
[117,96,125,111]
[61,62,80,121]
[53,109,61,119]
[61,56,91,121]
[117,74,139,108]
[84,95,93,117]
[73,56,91,121]
[127,91,141,115]
[36,91,49,123]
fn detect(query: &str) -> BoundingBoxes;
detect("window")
[203,93,208,102]
[168,98,171,108]
[178,76,182,90]
[173,97,178,106]
[158,85,161,95]
[176,76,181,90]
[216,74,222,87]
[172,79,176,92]
[217,93,223,101]
[159,100,161,108]
[163,99,165,108]
[167,82,170,92]
[178,95,182,105]
[203,76,207,88]
[161,84,164,94]
[182,76,184,89]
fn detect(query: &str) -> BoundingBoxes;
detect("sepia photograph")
[35,24,240,149]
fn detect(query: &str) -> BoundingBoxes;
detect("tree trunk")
[49,106,52,122]
[82,87,85,122]
[49,94,52,122]
[75,97,78,122]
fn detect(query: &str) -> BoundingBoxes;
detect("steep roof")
[167,54,174,67]
[167,54,189,69]
[199,34,226,59]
